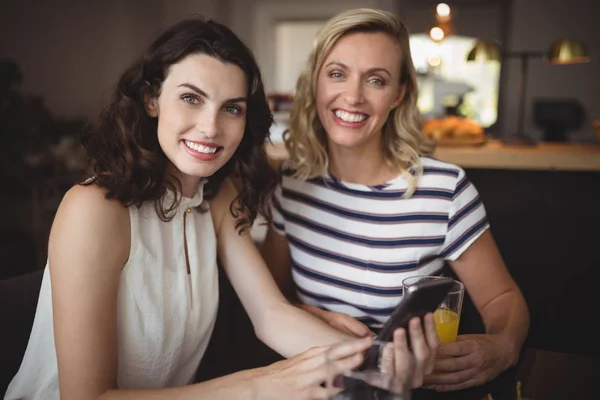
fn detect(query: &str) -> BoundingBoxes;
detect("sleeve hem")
[443,222,490,261]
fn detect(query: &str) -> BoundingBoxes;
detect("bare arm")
[211,179,352,357]
[50,185,257,400]
[50,185,128,399]
[449,230,530,365]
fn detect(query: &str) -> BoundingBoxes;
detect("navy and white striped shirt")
[271,157,489,326]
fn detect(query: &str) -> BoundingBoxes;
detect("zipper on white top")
[183,207,193,308]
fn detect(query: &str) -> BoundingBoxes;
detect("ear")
[391,84,406,110]
[144,95,159,118]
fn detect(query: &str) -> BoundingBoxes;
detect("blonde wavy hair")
[284,8,435,196]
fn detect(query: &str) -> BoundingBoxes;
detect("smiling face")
[147,53,248,194]
[316,31,404,153]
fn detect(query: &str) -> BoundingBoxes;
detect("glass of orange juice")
[401,275,464,344]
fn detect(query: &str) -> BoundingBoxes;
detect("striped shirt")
[271,157,489,326]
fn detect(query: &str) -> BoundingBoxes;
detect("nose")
[343,76,365,106]
[196,108,223,138]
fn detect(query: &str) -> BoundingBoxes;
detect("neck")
[327,139,398,186]
[180,177,201,198]
[168,164,202,198]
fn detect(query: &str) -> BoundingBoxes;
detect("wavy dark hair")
[82,16,276,232]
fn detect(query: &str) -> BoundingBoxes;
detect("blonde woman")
[262,8,529,395]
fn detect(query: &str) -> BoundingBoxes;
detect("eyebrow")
[324,61,393,78]
[178,83,247,103]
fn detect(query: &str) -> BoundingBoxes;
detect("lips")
[332,109,370,128]
[183,139,221,154]
[182,139,223,161]
[333,109,369,123]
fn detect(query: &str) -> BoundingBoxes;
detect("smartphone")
[358,276,454,370]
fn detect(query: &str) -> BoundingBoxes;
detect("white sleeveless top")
[5,184,219,400]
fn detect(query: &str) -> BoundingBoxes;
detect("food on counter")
[423,116,484,141]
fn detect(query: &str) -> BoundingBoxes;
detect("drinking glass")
[401,275,464,344]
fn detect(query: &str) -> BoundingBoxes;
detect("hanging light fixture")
[466,41,502,62]
[429,3,454,42]
[547,38,590,65]
[429,26,445,42]
[436,3,451,22]
[466,38,590,145]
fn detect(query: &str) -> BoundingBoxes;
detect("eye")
[328,71,344,80]
[369,77,385,86]
[181,94,200,104]
[223,105,243,115]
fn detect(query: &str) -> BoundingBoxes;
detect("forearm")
[480,287,530,364]
[255,301,353,358]
[98,370,257,400]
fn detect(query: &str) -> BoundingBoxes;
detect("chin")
[174,161,220,180]
[327,134,365,149]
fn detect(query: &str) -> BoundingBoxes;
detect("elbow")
[249,303,275,346]
[251,302,289,349]
[254,318,280,352]
[254,324,269,346]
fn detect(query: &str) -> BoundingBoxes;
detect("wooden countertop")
[266,139,600,172]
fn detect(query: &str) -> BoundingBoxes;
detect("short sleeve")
[441,168,490,261]
[270,173,287,236]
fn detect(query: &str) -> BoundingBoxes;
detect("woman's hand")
[400,313,439,388]
[319,310,373,338]
[301,304,372,338]
[302,309,438,389]
[253,337,373,400]
[422,333,515,391]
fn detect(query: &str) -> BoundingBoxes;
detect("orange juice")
[434,308,460,343]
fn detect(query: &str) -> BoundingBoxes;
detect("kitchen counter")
[266,139,600,172]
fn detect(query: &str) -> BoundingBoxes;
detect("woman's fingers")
[300,338,372,387]
[401,317,430,387]
[327,312,372,338]
[342,318,372,338]
[391,328,414,390]
[326,336,372,362]
[300,351,364,388]
[422,312,439,374]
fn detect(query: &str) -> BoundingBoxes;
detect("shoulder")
[417,157,467,190]
[209,177,238,234]
[277,159,320,189]
[420,156,464,177]
[210,177,238,206]
[51,184,130,260]
[58,184,129,223]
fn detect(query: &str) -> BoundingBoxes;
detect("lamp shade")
[466,40,502,62]
[547,38,590,64]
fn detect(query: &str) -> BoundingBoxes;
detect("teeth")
[184,140,218,154]
[334,110,367,123]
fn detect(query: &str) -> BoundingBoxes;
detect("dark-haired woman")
[5,17,437,400]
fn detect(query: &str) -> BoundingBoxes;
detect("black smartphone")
[358,276,454,370]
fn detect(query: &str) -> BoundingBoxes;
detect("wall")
[228,0,396,92]
[501,0,599,142]
[0,0,227,121]
[1,0,597,141]
[0,0,163,120]
[162,0,228,27]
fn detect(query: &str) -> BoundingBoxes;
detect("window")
[409,34,501,128]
